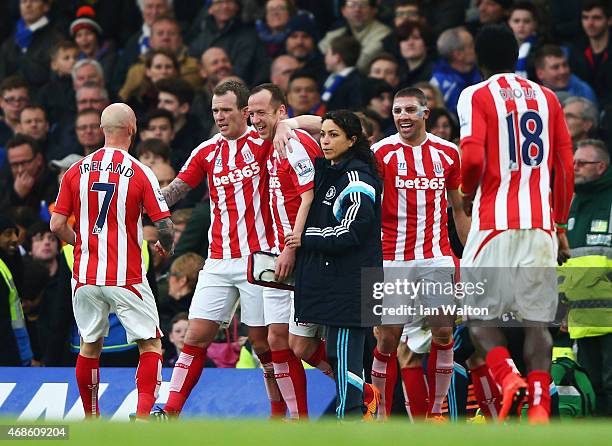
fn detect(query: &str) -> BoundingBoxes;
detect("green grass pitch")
[4,419,612,446]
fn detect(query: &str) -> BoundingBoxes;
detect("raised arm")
[161,178,192,207]
[274,115,323,157]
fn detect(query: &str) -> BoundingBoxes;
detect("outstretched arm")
[161,178,192,207]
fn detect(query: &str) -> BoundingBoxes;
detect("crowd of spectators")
[1,1,611,404]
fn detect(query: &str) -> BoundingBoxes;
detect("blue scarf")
[14,19,34,51]
[516,34,537,78]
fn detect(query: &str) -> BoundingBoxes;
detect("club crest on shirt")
[241,146,255,163]
[214,155,223,173]
[433,161,444,176]
[295,159,313,178]
[325,186,336,200]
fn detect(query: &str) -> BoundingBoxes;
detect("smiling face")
[248,89,283,141]
[146,53,178,84]
[211,91,248,139]
[319,118,355,164]
[392,95,429,145]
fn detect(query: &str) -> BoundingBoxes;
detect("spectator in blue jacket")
[535,44,598,106]
[430,26,481,116]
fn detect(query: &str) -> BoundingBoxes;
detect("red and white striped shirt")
[457,73,574,231]
[268,129,321,251]
[178,127,274,259]
[54,148,170,286]
[372,133,461,261]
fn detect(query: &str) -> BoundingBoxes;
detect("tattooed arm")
[154,217,175,256]
[161,178,192,207]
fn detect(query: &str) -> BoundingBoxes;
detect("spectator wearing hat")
[319,0,392,74]
[189,0,270,87]
[70,6,117,93]
[286,70,325,117]
[0,134,58,216]
[284,13,326,86]
[35,41,79,126]
[0,215,32,367]
[0,0,63,92]
[46,153,84,236]
[364,78,395,135]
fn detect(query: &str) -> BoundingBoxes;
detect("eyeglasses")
[9,156,35,169]
[574,159,602,167]
[2,96,28,105]
[76,124,100,131]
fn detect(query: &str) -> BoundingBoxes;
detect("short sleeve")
[177,144,211,189]
[287,139,315,194]
[446,146,461,190]
[141,165,171,222]
[53,168,75,216]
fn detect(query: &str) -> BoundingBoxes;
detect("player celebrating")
[158,80,285,417]
[457,24,574,424]
[247,84,332,419]
[50,103,174,419]
[369,88,470,421]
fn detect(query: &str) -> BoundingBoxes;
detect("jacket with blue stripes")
[294,156,383,327]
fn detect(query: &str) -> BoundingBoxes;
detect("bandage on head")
[392,103,428,118]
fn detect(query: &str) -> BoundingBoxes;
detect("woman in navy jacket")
[285,110,383,419]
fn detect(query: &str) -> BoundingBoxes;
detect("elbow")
[49,216,62,235]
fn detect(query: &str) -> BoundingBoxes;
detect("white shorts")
[263,287,324,337]
[400,324,432,355]
[72,279,161,344]
[189,257,265,327]
[460,229,558,322]
[381,257,456,326]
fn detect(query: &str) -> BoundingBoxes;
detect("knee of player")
[431,326,453,344]
[289,335,318,359]
[376,327,402,352]
[267,325,290,350]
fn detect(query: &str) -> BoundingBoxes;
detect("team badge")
[214,155,223,173]
[433,161,444,175]
[241,146,255,163]
[325,186,336,200]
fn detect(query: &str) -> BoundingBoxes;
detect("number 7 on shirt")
[91,182,116,234]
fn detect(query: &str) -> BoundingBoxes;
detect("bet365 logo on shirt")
[212,162,261,186]
[395,176,445,190]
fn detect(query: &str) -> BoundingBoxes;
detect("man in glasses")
[563,138,612,417]
[0,133,58,215]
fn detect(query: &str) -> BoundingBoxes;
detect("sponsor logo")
[212,162,261,186]
[590,219,608,233]
[325,186,336,200]
[395,176,446,190]
[269,176,281,189]
[295,159,314,178]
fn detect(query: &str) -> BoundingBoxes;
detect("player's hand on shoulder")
[273,121,297,158]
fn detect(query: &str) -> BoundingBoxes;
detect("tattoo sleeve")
[154,217,175,253]
[161,178,192,207]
